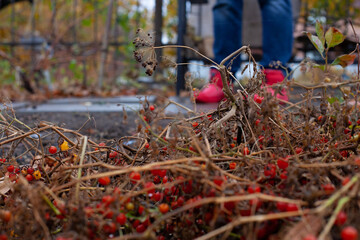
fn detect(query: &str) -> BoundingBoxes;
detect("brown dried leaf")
[282,215,324,240]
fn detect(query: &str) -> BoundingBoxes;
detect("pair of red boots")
[195,68,288,103]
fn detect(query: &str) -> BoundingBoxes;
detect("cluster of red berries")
[5,164,42,182]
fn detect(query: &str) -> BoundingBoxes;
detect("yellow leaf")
[60,140,69,152]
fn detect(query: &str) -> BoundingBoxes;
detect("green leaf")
[331,54,356,68]
[325,27,345,48]
[305,32,324,56]
[327,97,339,104]
[313,64,326,71]
[315,21,325,46]
[81,19,92,27]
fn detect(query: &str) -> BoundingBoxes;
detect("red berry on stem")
[149,105,155,111]
[276,202,288,212]
[144,182,156,194]
[229,162,236,170]
[7,165,14,173]
[248,185,261,194]
[254,95,263,104]
[26,174,33,182]
[295,147,303,154]
[322,183,335,194]
[109,151,118,158]
[335,211,347,226]
[303,235,317,240]
[49,146,57,154]
[243,147,250,155]
[286,203,298,212]
[27,167,34,175]
[136,224,146,233]
[341,226,358,240]
[130,172,141,183]
[277,158,289,170]
[116,213,127,225]
[159,203,169,214]
[342,177,351,186]
[98,176,111,186]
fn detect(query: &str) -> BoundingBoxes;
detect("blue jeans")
[213,0,293,73]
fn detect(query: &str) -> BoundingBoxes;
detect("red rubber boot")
[263,69,288,103]
[195,69,225,103]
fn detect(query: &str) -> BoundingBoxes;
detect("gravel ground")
[15,111,138,141]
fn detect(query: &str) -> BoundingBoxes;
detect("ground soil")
[15,112,138,141]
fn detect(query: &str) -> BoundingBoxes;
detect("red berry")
[129,172,141,183]
[49,146,57,154]
[1,210,11,222]
[247,185,261,194]
[26,174,33,182]
[341,226,358,240]
[229,162,236,170]
[255,119,261,126]
[159,203,169,214]
[27,167,34,174]
[213,176,225,187]
[230,143,236,148]
[103,222,117,234]
[277,158,289,170]
[335,211,347,226]
[192,122,199,128]
[280,171,288,180]
[340,150,349,158]
[116,213,127,225]
[286,203,298,212]
[98,176,111,186]
[303,234,317,240]
[136,223,146,233]
[7,165,14,173]
[254,95,264,104]
[295,147,303,154]
[149,105,155,111]
[243,147,250,155]
[152,192,162,202]
[144,182,156,194]
[264,164,276,178]
[109,151,118,159]
[276,202,288,212]
[145,143,150,149]
[0,234,7,240]
[102,195,115,206]
[344,128,350,134]
[322,183,335,194]
[342,177,351,186]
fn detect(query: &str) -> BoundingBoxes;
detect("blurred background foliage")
[0,0,359,99]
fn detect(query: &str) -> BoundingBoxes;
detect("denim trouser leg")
[213,0,243,73]
[213,0,293,71]
[258,0,293,67]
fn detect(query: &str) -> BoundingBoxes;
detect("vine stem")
[153,45,219,67]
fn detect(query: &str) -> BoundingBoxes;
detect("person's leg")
[213,0,243,73]
[196,0,243,103]
[256,0,292,103]
[258,0,293,68]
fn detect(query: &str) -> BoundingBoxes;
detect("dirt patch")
[15,112,137,141]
